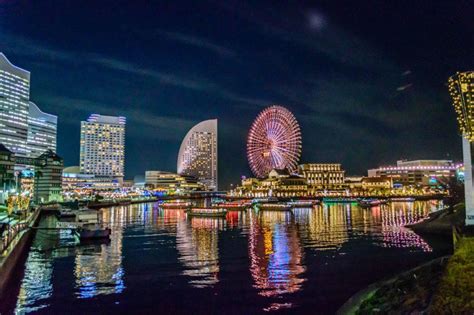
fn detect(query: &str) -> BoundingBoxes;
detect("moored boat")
[323,197,358,203]
[390,197,416,202]
[258,203,292,211]
[77,225,111,240]
[186,207,227,218]
[287,200,318,208]
[358,199,388,208]
[216,201,250,211]
[160,201,192,209]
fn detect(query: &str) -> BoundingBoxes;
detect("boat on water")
[358,199,388,208]
[287,200,318,208]
[258,203,292,211]
[216,201,250,211]
[252,197,278,204]
[77,225,111,240]
[186,207,227,218]
[390,197,416,202]
[322,197,358,203]
[160,201,193,209]
[56,209,111,241]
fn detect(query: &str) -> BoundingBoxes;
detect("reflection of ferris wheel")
[247,105,302,178]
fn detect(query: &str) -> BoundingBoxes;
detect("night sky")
[0,1,472,189]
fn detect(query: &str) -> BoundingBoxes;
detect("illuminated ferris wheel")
[247,105,302,178]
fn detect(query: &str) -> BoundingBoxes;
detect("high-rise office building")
[80,114,126,179]
[177,119,217,191]
[0,53,57,158]
[27,101,57,158]
[0,53,30,156]
[449,71,474,225]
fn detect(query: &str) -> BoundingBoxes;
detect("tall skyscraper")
[0,53,57,158]
[80,114,126,179]
[27,101,58,158]
[177,119,217,191]
[0,53,31,156]
[449,71,474,226]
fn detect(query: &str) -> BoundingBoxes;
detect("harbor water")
[0,200,452,314]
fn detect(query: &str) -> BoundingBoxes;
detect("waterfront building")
[234,168,308,198]
[449,71,474,225]
[344,176,363,190]
[0,54,57,158]
[62,166,121,196]
[177,119,217,191]
[361,176,392,191]
[145,171,203,193]
[80,114,125,180]
[26,102,57,158]
[32,150,64,204]
[368,160,461,188]
[298,163,345,189]
[0,144,16,203]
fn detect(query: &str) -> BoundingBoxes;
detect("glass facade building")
[0,53,57,158]
[177,119,217,191]
[27,101,57,158]
[80,114,126,178]
[0,53,31,156]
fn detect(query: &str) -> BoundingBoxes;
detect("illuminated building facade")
[235,168,308,198]
[298,163,345,189]
[0,53,30,156]
[368,160,460,187]
[27,101,57,158]
[0,54,57,159]
[145,171,203,193]
[177,119,217,191]
[449,71,474,225]
[80,114,125,179]
[62,166,121,196]
[361,176,392,190]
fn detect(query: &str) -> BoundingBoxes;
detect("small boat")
[216,201,249,211]
[161,201,192,209]
[287,200,318,208]
[77,224,111,240]
[322,197,358,204]
[390,197,416,202]
[252,197,278,204]
[258,203,292,211]
[56,208,96,221]
[186,207,227,218]
[358,199,388,208]
[58,208,111,241]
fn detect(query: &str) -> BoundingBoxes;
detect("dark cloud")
[0,0,470,188]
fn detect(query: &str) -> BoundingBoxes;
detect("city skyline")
[0,2,472,188]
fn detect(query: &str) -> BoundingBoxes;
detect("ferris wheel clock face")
[247,105,302,178]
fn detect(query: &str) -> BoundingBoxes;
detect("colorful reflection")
[293,204,350,250]
[176,217,225,288]
[74,208,125,298]
[10,199,445,314]
[248,210,305,307]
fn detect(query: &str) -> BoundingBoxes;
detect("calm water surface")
[1,200,451,314]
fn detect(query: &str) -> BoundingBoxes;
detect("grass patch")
[430,236,474,313]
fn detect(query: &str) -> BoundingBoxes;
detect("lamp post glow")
[449,71,474,225]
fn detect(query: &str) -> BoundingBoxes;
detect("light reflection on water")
[10,200,445,314]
